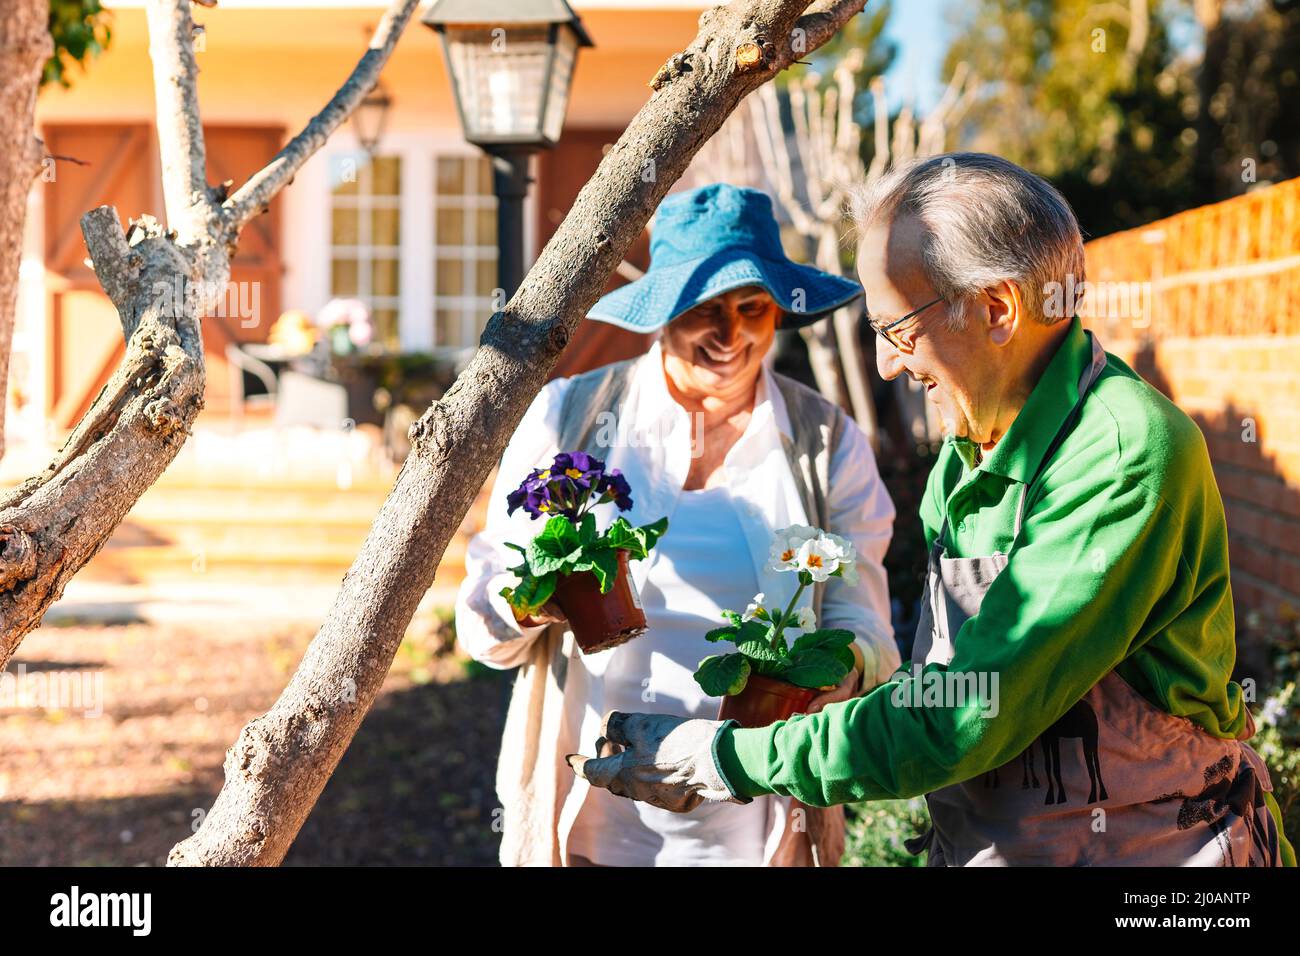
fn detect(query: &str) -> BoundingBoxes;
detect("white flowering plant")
[693,524,859,697]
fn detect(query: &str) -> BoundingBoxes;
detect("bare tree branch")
[0,0,421,667]
[222,0,422,236]
[169,0,872,868]
[146,0,218,242]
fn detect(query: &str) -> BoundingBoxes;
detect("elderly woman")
[455,183,898,867]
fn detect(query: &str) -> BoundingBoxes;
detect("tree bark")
[0,0,422,670]
[0,0,53,463]
[168,0,871,867]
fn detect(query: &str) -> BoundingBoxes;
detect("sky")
[880,0,955,114]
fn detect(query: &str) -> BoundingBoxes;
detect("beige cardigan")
[492,357,856,867]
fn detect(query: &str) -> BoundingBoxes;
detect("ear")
[985,280,1022,348]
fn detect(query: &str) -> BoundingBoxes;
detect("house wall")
[1084,176,1300,616]
[20,2,705,427]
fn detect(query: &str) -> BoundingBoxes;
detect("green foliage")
[942,0,1199,236]
[46,0,112,88]
[500,515,667,616]
[693,573,856,695]
[1240,606,1300,852]
[695,653,752,697]
[942,0,1300,234]
[842,798,931,867]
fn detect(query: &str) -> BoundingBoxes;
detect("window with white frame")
[433,155,498,349]
[329,153,402,349]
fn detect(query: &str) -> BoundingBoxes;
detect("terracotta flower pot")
[551,549,648,654]
[717,673,819,729]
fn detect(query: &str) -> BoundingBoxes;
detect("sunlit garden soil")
[0,613,509,866]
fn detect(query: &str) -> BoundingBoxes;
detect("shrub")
[842,797,931,867]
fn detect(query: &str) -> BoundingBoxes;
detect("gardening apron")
[904,332,1284,866]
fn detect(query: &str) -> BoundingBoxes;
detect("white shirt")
[566,486,770,865]
[455,340,899,865]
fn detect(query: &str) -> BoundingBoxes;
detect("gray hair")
[849,153,1085,328]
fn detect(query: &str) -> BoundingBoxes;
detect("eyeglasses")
[865,296,945,351]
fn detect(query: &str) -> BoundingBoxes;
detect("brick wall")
[1084,177,1300,614]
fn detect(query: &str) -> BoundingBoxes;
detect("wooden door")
[42,124,156,427]
[41,123,284,425]
[198,125,285,412]
[536,128,654,379]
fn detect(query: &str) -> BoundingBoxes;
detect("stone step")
[79,538,471,587]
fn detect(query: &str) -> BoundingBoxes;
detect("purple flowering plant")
[500,451,668,615]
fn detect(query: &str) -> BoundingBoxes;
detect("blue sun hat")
[586,183,862,331]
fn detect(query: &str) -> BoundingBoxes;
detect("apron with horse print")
[904,331,1284,866]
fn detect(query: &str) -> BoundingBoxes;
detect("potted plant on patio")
[500,452,668,654]
[694,525,859,728]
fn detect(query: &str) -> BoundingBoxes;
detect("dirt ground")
[0,614,510,866]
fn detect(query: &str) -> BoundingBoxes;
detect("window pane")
[373,308,400,349]
[476,208,497,246]
[476,258,497,297]
[436,258,464,296]
[331,207,359,245]
[371,207,401,247]
[462,156,490,194]
[331,258,359,296]
[371,157,401,195]
[436,157,464,195]
[436,307,460,347]
[328,151,402,344]
[436,206,465,242]
[329,155,362,196]
[371,258,400,297]
[471,309,490,341]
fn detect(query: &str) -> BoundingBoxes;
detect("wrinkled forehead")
[856,213,934,305]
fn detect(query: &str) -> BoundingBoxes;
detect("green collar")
[976,317,1091,485]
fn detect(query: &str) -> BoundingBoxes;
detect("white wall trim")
[296,128,523,353]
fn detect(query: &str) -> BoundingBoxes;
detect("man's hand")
[566,711,750,813]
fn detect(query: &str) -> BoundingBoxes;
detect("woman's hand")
[804,668,861,715]
[513,600,568,629]
[804,644,866,714]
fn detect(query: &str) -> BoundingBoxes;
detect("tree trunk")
[168,0,872,867]
[0,0,53,463]
[0,0,422,669]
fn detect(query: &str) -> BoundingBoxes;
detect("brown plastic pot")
[550,549,648,654]
[717,673,819,729]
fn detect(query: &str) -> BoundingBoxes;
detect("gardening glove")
[566,711,751,813]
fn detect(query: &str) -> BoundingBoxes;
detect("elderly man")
[569,153,1295,866]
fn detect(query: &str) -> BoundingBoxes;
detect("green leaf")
[637,515,669,552]
[585,547,620,594]
[782,648,851,689]
[501,571,556,615]
[732,619,783,663]
[601,515,669,560]
[704,624,740,644]
[577,512,598,547]
[694,653,752,697]
[790,628,856,656]
[602,517,648,558]
[528,515,584,575]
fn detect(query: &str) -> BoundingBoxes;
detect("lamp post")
[423,0,594,300]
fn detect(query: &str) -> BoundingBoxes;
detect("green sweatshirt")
[716,318,1294,863]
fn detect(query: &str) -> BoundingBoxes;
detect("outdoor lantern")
[353,82,393,155]
[422,0,593,149]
